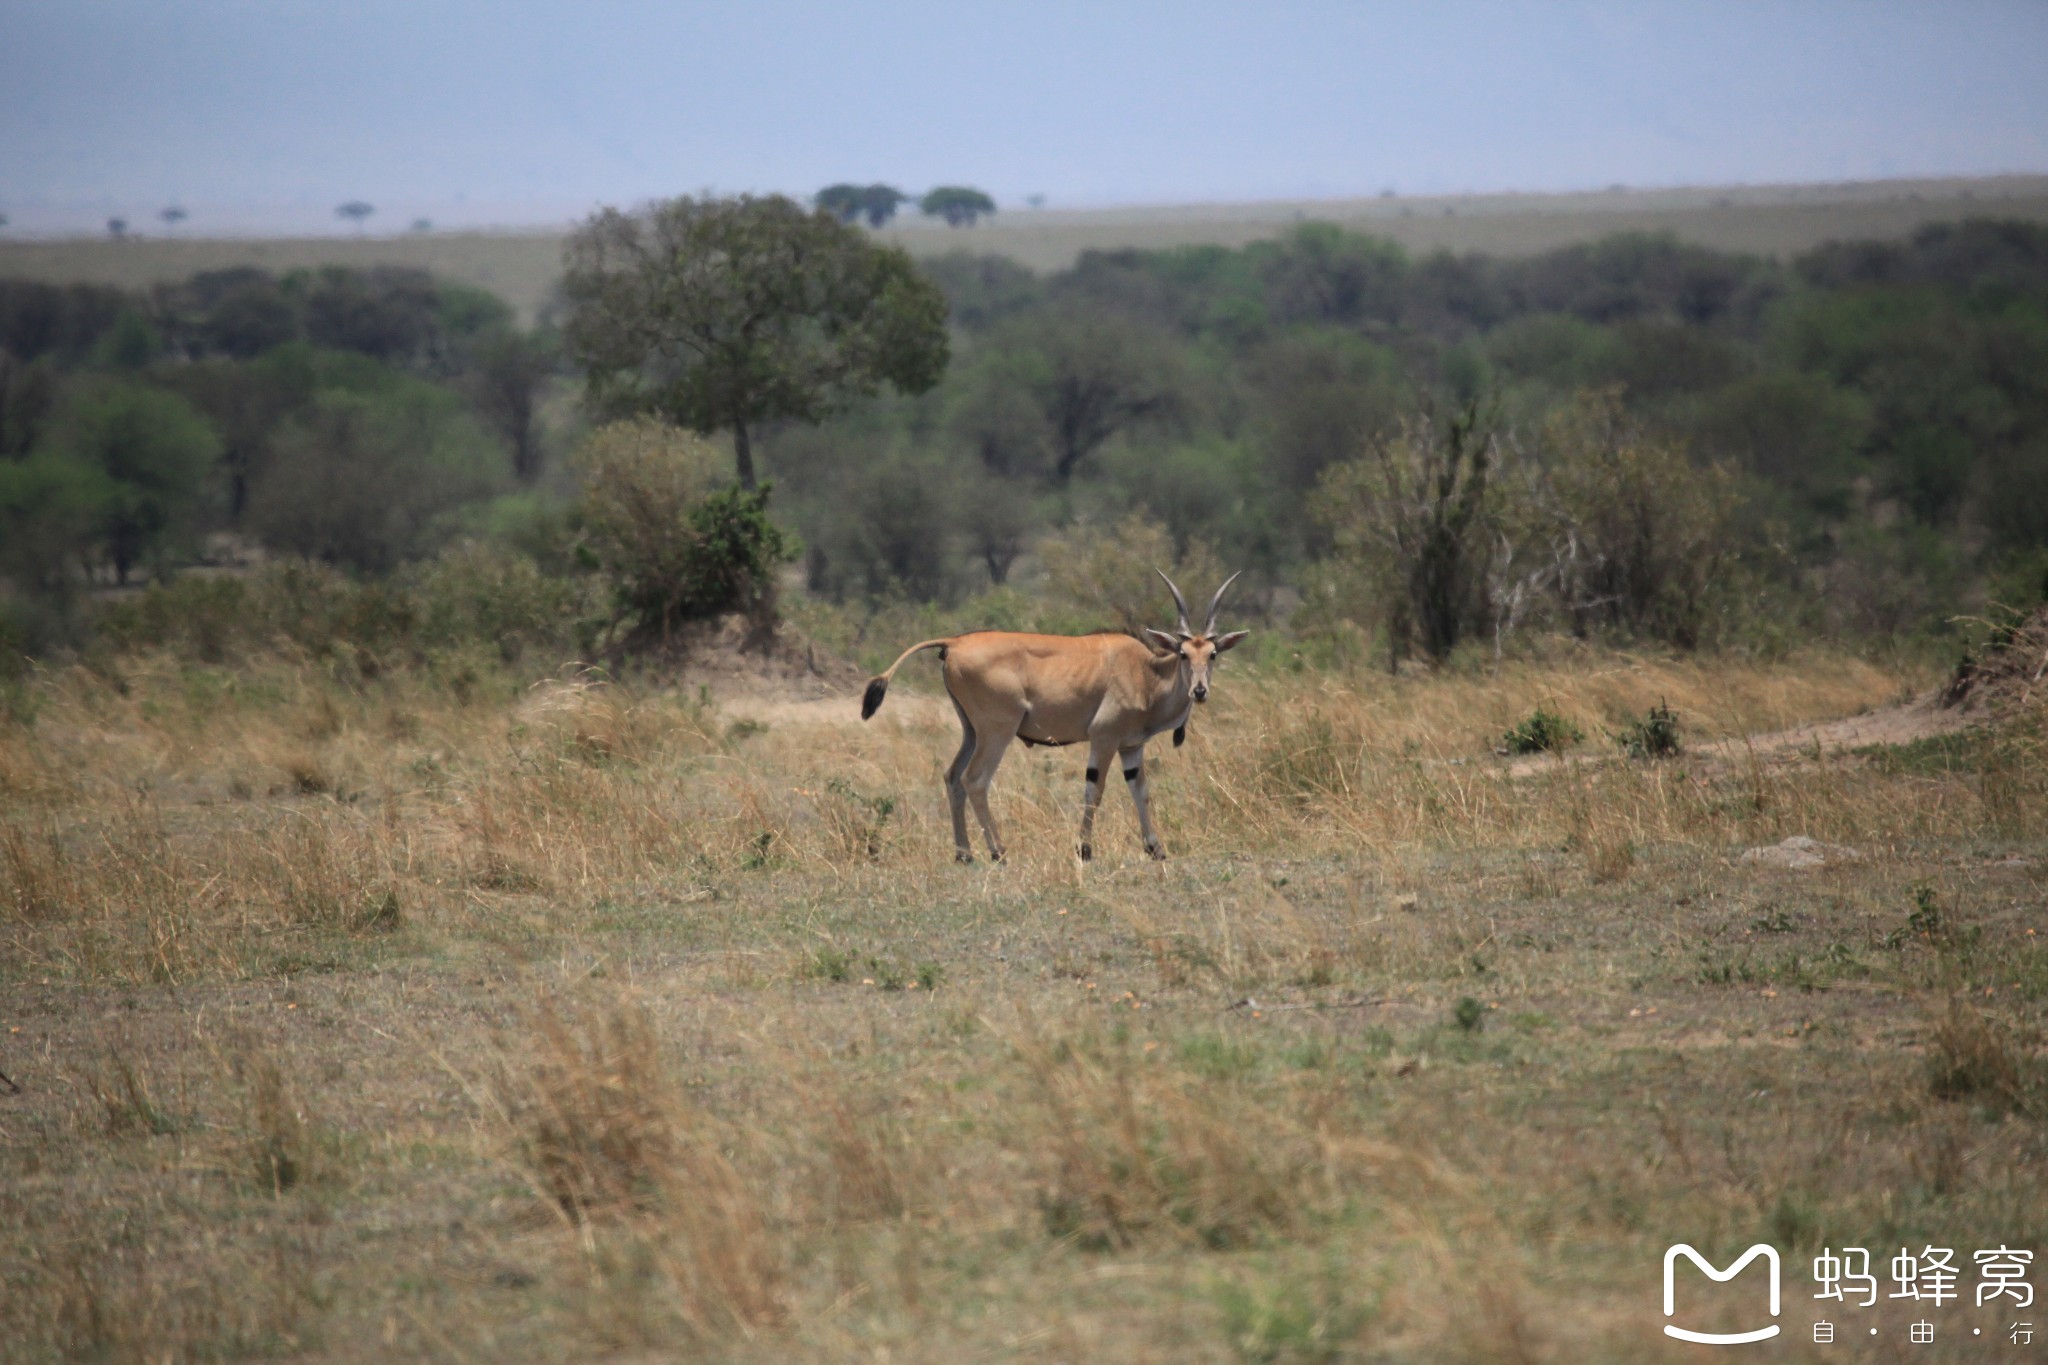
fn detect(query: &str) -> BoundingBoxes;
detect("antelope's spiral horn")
[1156,568,1193,637]
[1203,570,1243,636]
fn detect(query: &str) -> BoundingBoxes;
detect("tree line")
[4,198,2045,668]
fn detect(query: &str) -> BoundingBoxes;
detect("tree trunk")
[733,419,757,489]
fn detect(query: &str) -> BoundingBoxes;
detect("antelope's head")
[1145,570,1249,704]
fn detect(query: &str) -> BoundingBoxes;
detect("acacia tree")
[561,193,949,489]
[816,183,907,228]
[815,184,865,222]
[920,186,996,227]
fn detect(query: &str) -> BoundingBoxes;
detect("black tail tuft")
[861,677,888,720]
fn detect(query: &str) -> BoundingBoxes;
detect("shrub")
[1500,707,1581,755]
[1614,701,1682,759]
[573,419,796,643]
[1037,512,1226,634]
[407,541,592,661]
[1312,400,1508,667]
[1536,391,1741,649]
[246,381,505,572]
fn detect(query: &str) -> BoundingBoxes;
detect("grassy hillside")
[7,175,2048,321]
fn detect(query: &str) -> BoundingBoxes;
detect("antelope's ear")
[1213,630,1250,653]
[1142,628,1180,653]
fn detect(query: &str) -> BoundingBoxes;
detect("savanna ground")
[3,626,2045,1364]
[9,174,2048,321]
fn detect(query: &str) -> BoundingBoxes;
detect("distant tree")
[815,184,908,228]
[200,271,300,359]
[464,328,556,483]
[1026,194,1047,210]
[952,306,1188,484]
[159,357,300,521]
[0,213,12,232]
[815,184,864,223]
[34,379,221,583]
[561,193,950,489]
[159,206,188,232]
[916,253,1043,331]
[410,218,433,234]
[336,201,375,232]
[0,350,62,458]
[292,266,442,364]
[958,468,1036,585]
[859,184,907,228]
[920,186,996,227]
[1258,223,1408,329]
[107,219,128,240]
[92,311,164,370]
[247,379,503,571]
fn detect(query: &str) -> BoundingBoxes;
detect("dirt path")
[1504,690,1967,777]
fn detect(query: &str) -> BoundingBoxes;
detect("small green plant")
[1453,996,1485,1032]
[823,778,896,861]
[808,946,853,983]
[1615,700,1682,759]
[1500,706,1581,755]
[915,961,943,991]
[1885,883,1979,952]
[1211,1271,1368,1363]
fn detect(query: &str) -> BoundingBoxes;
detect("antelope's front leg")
[1121,746,1165,859]
[1077,739,1118,861]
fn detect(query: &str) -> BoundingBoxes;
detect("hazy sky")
[4,0,2046,235]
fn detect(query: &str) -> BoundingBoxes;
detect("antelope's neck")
[1149,656,1193,732]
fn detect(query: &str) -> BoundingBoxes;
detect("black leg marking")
[1085,767,1099,785]
[1079,842,1092,861]
[1123,766,1141,782]
[1173,725,1186,747]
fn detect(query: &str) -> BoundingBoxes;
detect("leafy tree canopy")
[817,183,909,228]
[561,193,949,488]
[920,186,997,227]
[33,378,220,583]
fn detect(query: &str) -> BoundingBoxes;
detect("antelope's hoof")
[954,850,975,865]
[1145,843,1167,861]
[1078,842,1093,862]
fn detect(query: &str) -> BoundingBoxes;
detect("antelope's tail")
[861,638,954,720]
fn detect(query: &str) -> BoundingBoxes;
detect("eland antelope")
[861,571,1247,862]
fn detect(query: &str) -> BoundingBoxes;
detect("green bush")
[1500,707,1581,755]
[93,547,588,666]
[1614,701,1682,759]
[573,419,797,643]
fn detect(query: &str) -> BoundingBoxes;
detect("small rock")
[1738,835,1861,870]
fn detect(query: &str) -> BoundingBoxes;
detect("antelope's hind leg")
[960,723,1017,862]
[945,696,977,863]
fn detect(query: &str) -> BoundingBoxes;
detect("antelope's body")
[861,574,1246,862]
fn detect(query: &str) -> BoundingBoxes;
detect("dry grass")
[2,639,2043,1361]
